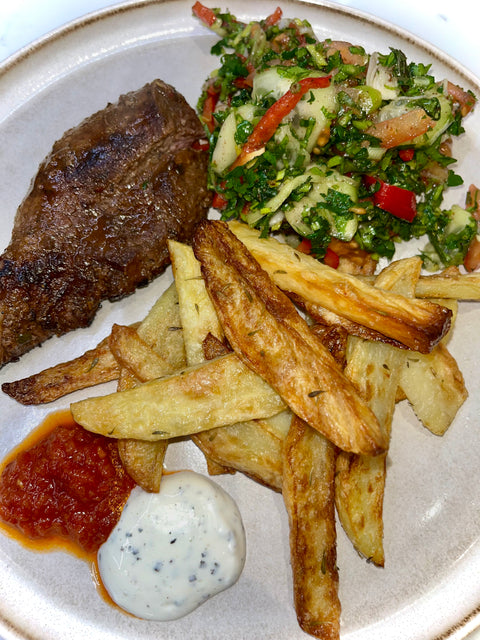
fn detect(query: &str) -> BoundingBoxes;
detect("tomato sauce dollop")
[0,410,135,556]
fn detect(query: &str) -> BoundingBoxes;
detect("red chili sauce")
[0,409,135,559]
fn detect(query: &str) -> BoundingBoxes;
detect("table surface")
[0,0,478,639]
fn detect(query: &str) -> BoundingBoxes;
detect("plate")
[0,1,480,639]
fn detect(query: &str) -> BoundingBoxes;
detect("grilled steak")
[0,79,211,366]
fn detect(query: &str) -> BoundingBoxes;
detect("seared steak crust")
[0,79,211,366]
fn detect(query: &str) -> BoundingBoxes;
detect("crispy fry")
[169,239,224,363]
[109,324,174,383]
[1,335,120,405]
[193,220,385,456]
[135,281,186,371]
[113,283,185,492]
[283,415,340,640]
[335,258,419,566]
[71,352,286,440]
[228,220,451,353]
[170,239,289,488]
[360,266,480,300]
[400,343,468,435]
[411,267,480,300]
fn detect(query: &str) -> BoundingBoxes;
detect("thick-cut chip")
[170,239,290,488]
[283,415,340,640]
[135,281,186,370]
[335,257,418,566]
[400,343,468,435]
[109,324,174,383]
[71,352,286,440]
[1,335,120,405]
[113,282,185,491]
[193,220,385,456]
[169,239,224,363]
[228,220,451,353]
[413,267,480,300]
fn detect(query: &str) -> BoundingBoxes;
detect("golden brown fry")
[117,437,167,492]
[113,283,185,492]
[115,366,167,493]
[170,239,290,487]
[414,267,480,300]
[136,281,186,371]
[71,352,286,440]
[109,324,173,383]
[283,415,340,640]
[193,220,385,456]
[1,335,120,405]
[400,343,468,435]
[335,258,419,566]
[169,239,224,363]
[229,220,451,353]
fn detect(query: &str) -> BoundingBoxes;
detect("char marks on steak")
[0,79,211,366]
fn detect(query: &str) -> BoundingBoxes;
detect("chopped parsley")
[195,5,477,270]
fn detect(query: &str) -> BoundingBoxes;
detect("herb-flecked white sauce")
[97,470,246,620]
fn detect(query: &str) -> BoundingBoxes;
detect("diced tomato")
[323,247,340,269]
[192,1,218,27]
[446,81,476,116]
[464,236,480,272]
[212,192,228,210]
[296,239,312,254]
[364,175,417,222]
[398,148,415,162]
[367,108,434,149]
[264,7,283,27]
[230,75,331,169]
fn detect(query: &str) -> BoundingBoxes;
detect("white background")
[0,0,479,639]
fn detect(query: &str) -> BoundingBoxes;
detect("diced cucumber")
[211,104,258,174]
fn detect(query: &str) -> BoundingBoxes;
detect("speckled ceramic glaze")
[0,1,479,639]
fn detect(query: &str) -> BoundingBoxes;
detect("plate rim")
[0,1,479,639]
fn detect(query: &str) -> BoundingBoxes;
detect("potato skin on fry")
[283,416,340,640]
[229,221,452,354]
[193,220,385,456]
[2,335,120,405]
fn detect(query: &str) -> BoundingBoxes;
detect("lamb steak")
[0,79,211,366]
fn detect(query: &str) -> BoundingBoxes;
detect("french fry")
[71,352,286,440]
[193,220,385,456]
[228,220,452,353]
[170,239,290,488]
[400,342,468,435]
[335,258,419,566]
[283,415,340,640]
[169,239,224,362]
[109,324,174,383]
[412,267,480,300]
[1,335,120,405]
[113,282,185,492]
[135,281,186,371]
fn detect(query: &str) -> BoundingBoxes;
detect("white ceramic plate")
[0,1,480,639]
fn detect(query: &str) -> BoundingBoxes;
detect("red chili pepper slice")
[364,175,417,223]
[192,1,217,27]
[230,76,331,169]
[201,84,220,133]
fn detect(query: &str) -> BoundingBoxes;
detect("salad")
[193,3,479,271]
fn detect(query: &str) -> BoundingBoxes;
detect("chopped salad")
[193,3,479,271]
